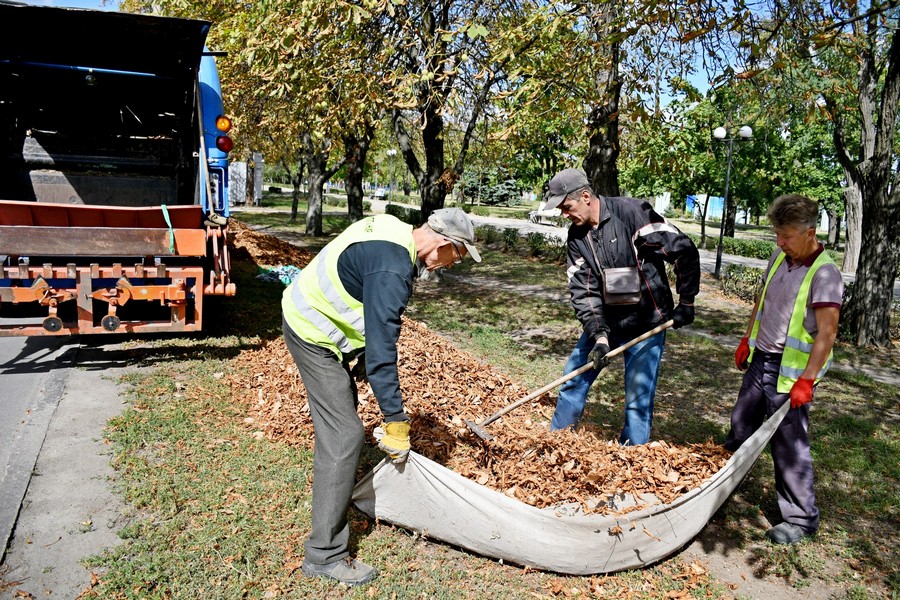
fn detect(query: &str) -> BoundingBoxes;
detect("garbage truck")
[0,1,235,336]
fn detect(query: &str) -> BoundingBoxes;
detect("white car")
[529,201,562,226]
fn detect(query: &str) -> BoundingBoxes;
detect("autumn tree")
[718,0,900,345]
[373,1,555,219]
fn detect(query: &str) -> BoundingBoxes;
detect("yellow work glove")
[373,421,410,464]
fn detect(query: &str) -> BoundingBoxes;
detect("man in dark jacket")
[544,168,700,444]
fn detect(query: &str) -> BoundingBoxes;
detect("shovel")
[465,319,674,441]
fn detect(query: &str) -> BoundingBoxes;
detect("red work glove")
[734,336,750,371]
[790,377,815,409]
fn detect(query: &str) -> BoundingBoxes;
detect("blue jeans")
[551,329,666,445]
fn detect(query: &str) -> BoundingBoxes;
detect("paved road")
[453,207,900,300]
[0,336,73,563]
[0,337,130,598]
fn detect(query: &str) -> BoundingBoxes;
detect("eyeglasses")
[445,238,464,264]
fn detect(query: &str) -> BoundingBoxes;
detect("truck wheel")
[42,316,63,333]
[101,315,121,332]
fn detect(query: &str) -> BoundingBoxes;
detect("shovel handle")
[478,319,674,427]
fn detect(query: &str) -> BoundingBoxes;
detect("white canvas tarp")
[352,402,788,575]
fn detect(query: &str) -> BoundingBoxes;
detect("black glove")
[349,353,367,383]
[672,303,695,329]
[588,341,610,371]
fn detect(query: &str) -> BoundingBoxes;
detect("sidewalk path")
[356,198,900,300]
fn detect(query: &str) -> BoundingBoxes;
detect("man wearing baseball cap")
[281,208,480,586]
[546,168,700,445]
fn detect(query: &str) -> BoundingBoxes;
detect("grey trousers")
[724,351,819,532]
[283,318,363,565]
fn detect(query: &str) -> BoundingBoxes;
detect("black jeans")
[725,351,819,532]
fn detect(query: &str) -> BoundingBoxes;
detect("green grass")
[83,219,898,599]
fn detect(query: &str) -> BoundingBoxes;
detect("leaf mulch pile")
[229,219,314,267]
[227,224,731,516]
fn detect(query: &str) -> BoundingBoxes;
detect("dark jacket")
[337,240,415,421]
[567,196,700,340]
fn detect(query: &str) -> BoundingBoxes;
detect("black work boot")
[766,522,815,545]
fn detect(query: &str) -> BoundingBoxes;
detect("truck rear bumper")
[0,263,206,336]
[0,201,235,336]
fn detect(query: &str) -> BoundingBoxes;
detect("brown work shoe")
[301,557,378,585]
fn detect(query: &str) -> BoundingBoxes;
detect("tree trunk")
[287,156,304,223]
[699,196,709,248]
[341,120,375,223]
[418,103,449,221]
[841,182,862,273]
[303,133,328,236]
[724,195,737,238]
[826,208,841,249]
[843,189,899,346]
[305,167,325,237]
[301,131,347,236]
[582,7,621,197]
[824,19,899,346]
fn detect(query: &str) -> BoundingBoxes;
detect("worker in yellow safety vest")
[282,208,480,586]
[726,194,843,545]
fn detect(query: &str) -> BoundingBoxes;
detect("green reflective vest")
[748,250,835,392]
[281,215,416,360]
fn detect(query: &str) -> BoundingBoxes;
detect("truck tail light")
[216,136,233,153]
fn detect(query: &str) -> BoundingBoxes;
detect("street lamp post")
[712,125,752,278]
[386,149,397,203]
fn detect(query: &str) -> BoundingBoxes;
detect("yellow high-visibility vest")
[748,250,835,392]
[282,215,416,360]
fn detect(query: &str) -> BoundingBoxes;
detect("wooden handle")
[479,319,674,427]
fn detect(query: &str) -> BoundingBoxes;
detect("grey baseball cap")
[545,168,590,210]
[427,207,481,262]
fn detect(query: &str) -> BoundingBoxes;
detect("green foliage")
[501,227,520,251]
[385,203,422,225]
[525,232,548,256]
[687,233,778,260]
[477,225,501,245]
[470,206,491,217]
[461,170,524,206]
[721,264,764,303]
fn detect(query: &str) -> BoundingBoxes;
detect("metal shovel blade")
[464,419,495,441]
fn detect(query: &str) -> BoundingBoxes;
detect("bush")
[477,225,501,245]
[502,227,520,251]
[525,232,548,257]
[471,206,491,217]
[507,209,533,221]
[385,203,421,225]
[721,264,764,304]
[542,236,568,264]
[688,233,777,260]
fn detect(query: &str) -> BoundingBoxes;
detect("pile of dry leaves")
[227,223,731,515]
[230,220,314,267]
